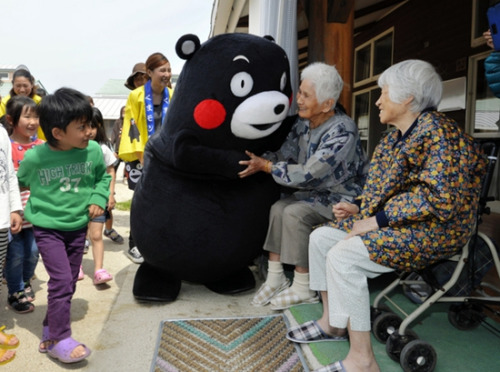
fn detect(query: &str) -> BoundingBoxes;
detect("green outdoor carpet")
[152,314,308,372]
[287,274,500,371]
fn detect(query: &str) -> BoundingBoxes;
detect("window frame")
[466,50,500,138]
[471,0,490,48]
[354,28,394,88]
[352,85,387,158]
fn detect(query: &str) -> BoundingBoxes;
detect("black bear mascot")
[131,33,294,302]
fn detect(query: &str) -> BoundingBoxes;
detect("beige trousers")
[263,196,329,268]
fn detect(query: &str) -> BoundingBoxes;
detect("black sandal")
[8,292,34,314]
[24,282,35,301]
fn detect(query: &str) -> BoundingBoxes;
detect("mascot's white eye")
[280,72,287,91]
[231,72,253,97]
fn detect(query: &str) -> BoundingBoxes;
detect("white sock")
[291,271,315,300]
[266,261,287,289]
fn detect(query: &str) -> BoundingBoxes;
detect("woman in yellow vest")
[0,65,44,140]
[119,53,173,188]
[118,53,172,264]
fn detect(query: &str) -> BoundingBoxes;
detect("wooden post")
[308,0,354,115]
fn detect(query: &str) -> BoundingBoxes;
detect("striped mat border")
[152,314,309,372]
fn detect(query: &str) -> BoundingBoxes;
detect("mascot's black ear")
[263,35,275,42]
[176,34,201,60]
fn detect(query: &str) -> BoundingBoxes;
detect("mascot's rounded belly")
[131,155,279,284]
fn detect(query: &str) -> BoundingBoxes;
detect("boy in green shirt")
[17,88,110,364]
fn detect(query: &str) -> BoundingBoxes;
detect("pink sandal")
[93,269,113,285]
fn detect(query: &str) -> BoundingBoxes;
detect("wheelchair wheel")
[386,329,419,362]
[370,304,392,326]
[400,339,437,372]
[448,303,484,330]
[372,312,402,343]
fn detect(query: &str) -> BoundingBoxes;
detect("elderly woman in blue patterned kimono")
[238,62,367,310]
[286,59,487,372]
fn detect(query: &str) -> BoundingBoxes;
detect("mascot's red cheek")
[193,99,226,129]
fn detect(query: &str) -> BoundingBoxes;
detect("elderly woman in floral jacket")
[286,59,487,372]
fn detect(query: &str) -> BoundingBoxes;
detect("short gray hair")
[301,62,343,105]
[378,59,442,113]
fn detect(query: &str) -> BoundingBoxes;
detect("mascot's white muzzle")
[231,91,290,139]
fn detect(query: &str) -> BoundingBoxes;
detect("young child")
[80,110,123,260]
[95,107,123,244]
[0,123,22,365]
[17,88,111,364]
[5,96,43,314]
[84,107,117,285]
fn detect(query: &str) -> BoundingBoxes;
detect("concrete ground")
[3,166,279,371]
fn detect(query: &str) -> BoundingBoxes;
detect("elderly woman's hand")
[333,202,359,220]
[345,216,378,239]
[238,150,272,178]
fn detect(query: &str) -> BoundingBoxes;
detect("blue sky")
[1,0,213,95]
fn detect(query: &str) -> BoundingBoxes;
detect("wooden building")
[210,0,500,197]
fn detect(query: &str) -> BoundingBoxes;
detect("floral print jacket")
[332,111,487,271]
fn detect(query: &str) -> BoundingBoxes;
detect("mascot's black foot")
[205,267,255,295]
[133,262,181,302]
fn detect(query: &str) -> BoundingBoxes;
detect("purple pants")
[33,225,86,341]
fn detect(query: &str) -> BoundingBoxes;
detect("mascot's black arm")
[156,129,247,180]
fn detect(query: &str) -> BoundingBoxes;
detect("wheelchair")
[370,141,500,372]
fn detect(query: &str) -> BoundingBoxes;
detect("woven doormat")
[152,314,308,372]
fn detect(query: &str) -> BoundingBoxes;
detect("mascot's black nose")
[274,104,285,115]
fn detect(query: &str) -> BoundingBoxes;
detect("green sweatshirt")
[17,141,111,231]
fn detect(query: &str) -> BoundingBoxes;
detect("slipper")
[93,269,113,285]
[251,279,290,306]
[0,326,19,349]
[0,349,15,365]
[270,287,319,310]
[47,337,91,364]
[314,360,347,372]
[286,320,348,343]
[38,326,50,354]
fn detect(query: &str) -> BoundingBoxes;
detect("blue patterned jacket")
[265,111,367,218]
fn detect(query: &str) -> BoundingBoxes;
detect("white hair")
[378,59,443,113]
[301,62,344,105]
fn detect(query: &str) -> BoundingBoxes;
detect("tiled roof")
[93,79,129,120]
[0,64,17,72]
[93,97,127,120]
